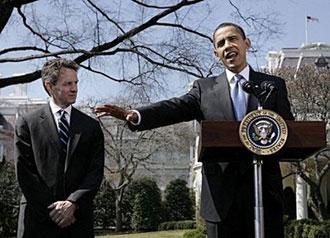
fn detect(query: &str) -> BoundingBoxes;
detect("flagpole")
[305,15,308,45]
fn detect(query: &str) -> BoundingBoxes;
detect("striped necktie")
[231,74,247,120]
[58,110,70,153]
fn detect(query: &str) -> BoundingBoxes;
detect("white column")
[296,174,308,219]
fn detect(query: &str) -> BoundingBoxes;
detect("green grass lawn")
[96,229,192,238]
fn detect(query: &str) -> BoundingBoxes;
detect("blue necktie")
[231,74,247,120]
[58,110,70,153]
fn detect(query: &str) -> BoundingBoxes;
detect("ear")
[213,48,219,58]
[44,81,53,96]
[245,38,251,49]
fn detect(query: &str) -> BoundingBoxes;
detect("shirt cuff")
[128,109,141,126]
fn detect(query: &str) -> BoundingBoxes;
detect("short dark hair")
[212,22,246,46]
[41,58,79,95]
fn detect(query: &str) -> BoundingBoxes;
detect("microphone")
[242,81,264,99]
[261,81,277,92]
[261,81,277,105]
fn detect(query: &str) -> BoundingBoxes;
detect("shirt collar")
[49,98,72,116]
[225,65,250,83]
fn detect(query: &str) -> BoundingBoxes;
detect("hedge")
[158,220,196,231]
[285,219,330,238]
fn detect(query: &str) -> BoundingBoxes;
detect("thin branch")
[85,0,126,35]
[0,46,49,56]
[228,0,251,26]
[155,22,212,42]
[16,6,50,44]
[131,0,178,9]
[79,64,142,85]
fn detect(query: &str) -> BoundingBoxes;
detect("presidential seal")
[239,109,288,156]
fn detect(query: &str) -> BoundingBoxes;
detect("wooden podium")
[198,120,326,162]
[198,120,326,238]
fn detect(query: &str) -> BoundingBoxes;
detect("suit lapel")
[247,69,260,113]
[215,73,235,120]
[65,107,81,172]
[40,104,62,152]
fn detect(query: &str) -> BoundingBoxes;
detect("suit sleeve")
[129,80,203,131]
[15,116,54,220]
[275,77,294,120]
[66,121,105,207]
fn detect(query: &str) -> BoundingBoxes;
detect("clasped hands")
[94,104,138,123]
[48,201,77,228]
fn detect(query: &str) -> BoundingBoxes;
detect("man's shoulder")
[19,104,48,121]
[194,74,224,85]
[253,70,284,81]
[72,107,99,124]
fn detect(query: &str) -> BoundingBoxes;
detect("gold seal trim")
[239,109,288,156]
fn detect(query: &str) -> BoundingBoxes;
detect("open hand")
[94,104,138,123]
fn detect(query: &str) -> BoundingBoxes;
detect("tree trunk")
[115,198,122,232]
[309,187,328,221]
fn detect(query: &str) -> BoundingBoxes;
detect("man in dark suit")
[95,22,293,238]
[15,58,104,238]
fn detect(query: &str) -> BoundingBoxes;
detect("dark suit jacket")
[15,104,104,238]
[129,69,294,223]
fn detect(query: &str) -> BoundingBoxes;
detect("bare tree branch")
[0,46,49,55]
[155,22,212,42]
[131,0,180,9]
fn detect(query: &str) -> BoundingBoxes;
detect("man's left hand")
[48,201,77,228]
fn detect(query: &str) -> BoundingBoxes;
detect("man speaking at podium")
[95,22,294,238]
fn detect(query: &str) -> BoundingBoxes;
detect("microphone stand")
[242,81,272,238]
[254,102,264,238]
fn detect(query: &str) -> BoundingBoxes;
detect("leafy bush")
[285,219,330,238]
[0,162,20,237]
[94,180,116,229]
[127,177,162,231]
[158,220,196,231]
[163,179,194,221]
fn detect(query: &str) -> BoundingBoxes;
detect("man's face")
[213,26,251,73]
[45,67,78,108]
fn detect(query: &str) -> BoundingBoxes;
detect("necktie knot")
[234,74,245,84]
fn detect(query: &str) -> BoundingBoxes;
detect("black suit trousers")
[205,166,284,238]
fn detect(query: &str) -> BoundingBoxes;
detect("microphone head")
[261,81,277,91]
[241,81,254,94]
[242,81,263,97]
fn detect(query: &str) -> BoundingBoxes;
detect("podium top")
[199,120,326,162]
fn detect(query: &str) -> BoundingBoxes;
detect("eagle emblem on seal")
[252,120,276,145]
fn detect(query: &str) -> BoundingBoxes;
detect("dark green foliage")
[285,219,330,238]
[0,162,20,237]
[158,220,196,231]
[93,180,116,229]
[126,177,162,231]
[163,179,194,221]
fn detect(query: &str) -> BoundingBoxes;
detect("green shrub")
[93,180,116,229]
[284,219,330,238]
[0,162,20,237]
[163,179,194,221]
[307,225,328,238]
[158,220,196,231]
[129,177,162,231]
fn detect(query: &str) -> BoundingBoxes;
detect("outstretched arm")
[94,104,138,123]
